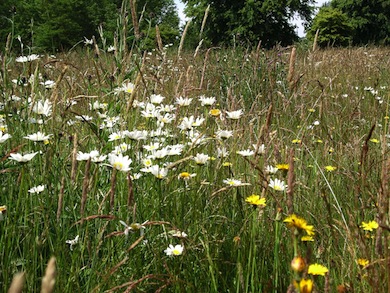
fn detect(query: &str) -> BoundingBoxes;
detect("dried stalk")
[287,47,296,90]
[70,133,78,183]
[130,0,140,39]
[56,176,65,222]
[127,173,134,209]
[110,169,118,210]
[178,19,191,57]
[155,25,163,51]
[41,257,56,293]
[8,272,25,293]
[199,5,210,38]
[287,148,295,214]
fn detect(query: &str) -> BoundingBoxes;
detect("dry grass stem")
[287,148,295,214]
[110,168,117,211]
[127,173,134,209]
[178,19,191,57]
[56,176,65,222]
[155,25,163,52]
[41,257,56,293]
[130,0,140,40]
[287,47,296,90]
[70,133,78,183]
[200,5,210,38]
[8,272,25,293]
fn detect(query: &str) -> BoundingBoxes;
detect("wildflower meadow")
[1,37,389,292]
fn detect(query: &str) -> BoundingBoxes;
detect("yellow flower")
[284,214,315,236]
[222,162,232,167]
[325,165,337,172]
[0,205,6,221]
[369,138,379,144]
[308,263,329,276]
[276,164,289,171]
[357,258,369,267]
[299,279,313,293]
[360,220,379,231]
[301,235,314,242]
[178,172,196,180]
[245,194,266,207]
[308,108,316,113]
[292,139,301,144]
[209,109,221,117]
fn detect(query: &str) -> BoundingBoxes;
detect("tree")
[0,0,180,52]
[306,6,353,47]
[183,0,316,48]
[331,0,390,45]
[134,0,180,48]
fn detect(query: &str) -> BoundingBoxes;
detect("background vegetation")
[0,32,389,292]
[0,0,389,292]
[1,0,390,53]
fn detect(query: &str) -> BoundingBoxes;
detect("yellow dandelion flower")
[308,108,316,113]
[360,220,379,231]
[284,214,315,236]
[369,138,379,143]
[276,164,289,171]
[325,165,337,172]
[222,162,232,167]
[357,258,369,267]
[245,194,266,207]
[308,263,329,276]
[292,139,301,144]
[315,139,323,143]
[299,279,313,293]
[301,235,314,242]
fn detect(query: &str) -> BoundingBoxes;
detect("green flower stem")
[273,210,282,293]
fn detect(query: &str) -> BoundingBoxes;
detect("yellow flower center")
[209,109,221,116]
[113,162,124,170]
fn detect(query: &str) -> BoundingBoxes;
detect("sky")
[174,0,329,37]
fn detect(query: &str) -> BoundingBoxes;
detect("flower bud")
[291,256,306,272]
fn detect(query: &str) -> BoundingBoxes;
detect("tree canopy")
[308,0,390,46]
[306,6,353,47]
[183,0,316,48]
[0,0,180,52]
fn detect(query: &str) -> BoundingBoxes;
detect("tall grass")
[0,37,389,292]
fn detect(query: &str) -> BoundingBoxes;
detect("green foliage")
[309,0,390,46]
[0,0,180,52]
[331,0,390,45]
[183,0,316,48]
[1,44,390,292]
[307,6,353,47]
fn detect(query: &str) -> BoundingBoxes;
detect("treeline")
[0,0,180,52]
[1,0,389,53]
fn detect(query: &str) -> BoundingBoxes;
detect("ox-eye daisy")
[108,154,132,172]
[164,244,184,256]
